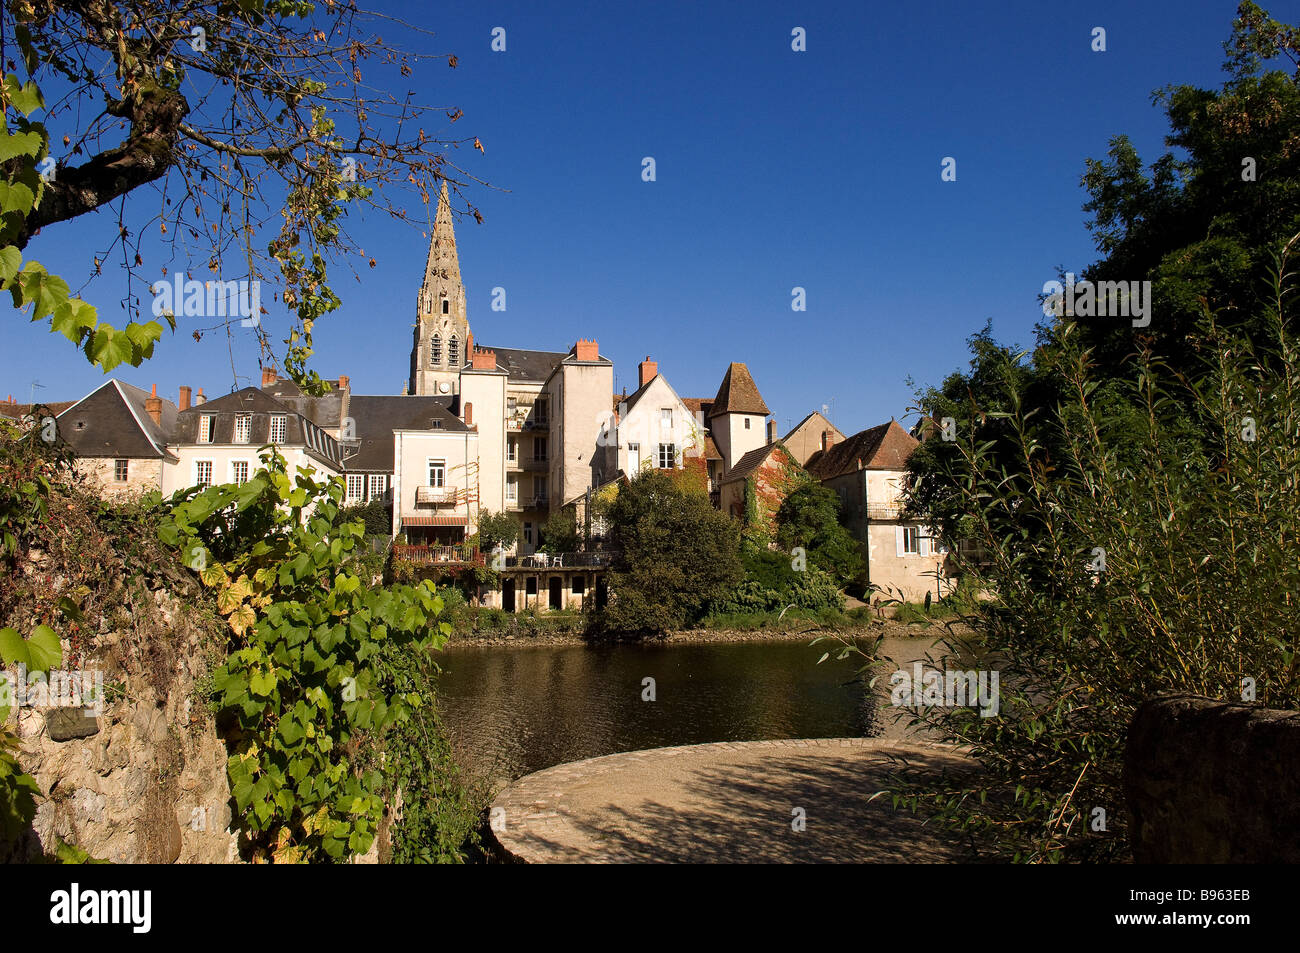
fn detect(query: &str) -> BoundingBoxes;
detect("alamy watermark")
[1042,273,1151,328]
[151,272,262,327]
[890,663,1000,717]
[1,664,104,716]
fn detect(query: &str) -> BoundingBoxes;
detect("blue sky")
[1,0,1274,436]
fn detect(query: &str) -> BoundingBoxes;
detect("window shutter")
[919,532,931,557]
[895,526,904,557]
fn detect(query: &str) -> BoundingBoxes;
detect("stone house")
[803,419,953,603]
[55,380,178,499]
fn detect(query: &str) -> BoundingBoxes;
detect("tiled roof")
[481,346,568,383]
[720,443,782,484]
[1,399,77,419]
[804,420,918,480]
[56,381,176,458]
[173,387,344,469]
[342,395,469,472]
[709,363,770,417]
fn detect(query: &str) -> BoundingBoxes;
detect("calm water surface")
[436,636,946,781]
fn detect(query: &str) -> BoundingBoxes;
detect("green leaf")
[0,246,20,285]
[85,323,137,372]
[0,625,61,672]
[0,128,42,162]
[50,298,98,343]
[0,181,35,215]
[3,76,45,117]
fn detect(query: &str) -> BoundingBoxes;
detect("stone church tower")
[408,180,471,396]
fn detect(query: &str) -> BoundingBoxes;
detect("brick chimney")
[195,388,206,406]
[574,338,599,362]
[638,356,658,387]
[178,385,191,412]
[337,375,350,391]
[822,429,835,452]
[767,419,777,445]
[261,367,277,389]
[145,384,162,426]
[464,402,474,426]
[470,346,497,371]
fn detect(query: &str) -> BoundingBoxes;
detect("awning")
[401,514,468,527]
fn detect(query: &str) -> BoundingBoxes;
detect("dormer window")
[431,334,442,366]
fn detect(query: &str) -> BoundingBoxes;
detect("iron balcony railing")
[391,543,484,566]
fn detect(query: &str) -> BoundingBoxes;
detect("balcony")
[523,456,549,471]
[499,551,619,569]
[392,543,484,566]
[416,485,454,505]
[865,503,903,521]
[524,495,549,511]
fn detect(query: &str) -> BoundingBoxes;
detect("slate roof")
[481,346,568,383]
[173,387,343,469]
[342,395,469,472]
[804,420,918,480]
[2,399,77,420]
[709,363,770,418]
[262,377,348,429]
[56,380,176,459]
[719,443,787,485]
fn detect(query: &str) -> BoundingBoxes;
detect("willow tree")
[1,0,483,390]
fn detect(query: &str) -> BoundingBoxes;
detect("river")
[436,634,952,782]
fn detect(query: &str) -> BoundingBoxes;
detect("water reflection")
[436,636,945,781]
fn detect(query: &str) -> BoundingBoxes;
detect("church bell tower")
[409,180,471,396]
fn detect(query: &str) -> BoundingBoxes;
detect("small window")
[506,477,518,501]
[442,298,450,315]
[525,576,537,595]
[572,577,585,595]
[428,460,445,488]
[430,334,442,366]
[508,397,518,413]
[113,459,129,482]
[234,414,251,444]
[744,418,751,430]
[658,443,675,469]
[432,419,443,430]
[198,415,213,444]
[231,460,250,484]
[269,415,287,444]
[369,474,387,499]
[524,522,533,547]
[346,474,364,501]
[534,437,547,462]
[661,408,672,428]
[507,438,517,462]
[195,460,213,487]
[902,526,921,555]
[448,336,459,367]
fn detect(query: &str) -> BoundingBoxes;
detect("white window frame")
[899,525,921,556]
[507,437,517,462]
[427,459,446,488]
[506,477,518,502]
[230,460,250,484]
[369,474,388,499]
[113,459,129,482]
[269,415,287,444]
[198,415,213,444]
[661,407,672,429]
[658,443,675,469]
[233,413,251,444]
[195,459,214,488]
[346,474,364,502]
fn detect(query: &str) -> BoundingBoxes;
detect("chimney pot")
[766,419,777,445]
[822,429,836,452]
[338,375,350,391]
[179,385,192,411]
[638,357,658,388]
[261,367,277,389]
[144,386,163,426]
[195,388,206,406]
[574,338,599,362]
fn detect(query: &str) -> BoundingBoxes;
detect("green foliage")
[0,76,170,371]
[539,506,579,553]
[775,482,865,582]
[335,497,391,537]
[476,510,519,553]
[1,623,61,845]
[160,450,450,862]
[709,546,845,615]
[599,469,743,635]
[375,641,485,863]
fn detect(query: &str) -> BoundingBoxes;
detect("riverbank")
[444,617,966,648]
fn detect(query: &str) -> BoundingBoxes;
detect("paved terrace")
[490,738,981,863]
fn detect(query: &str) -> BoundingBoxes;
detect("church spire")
[409,178,472,396]
[420,179,462,307]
